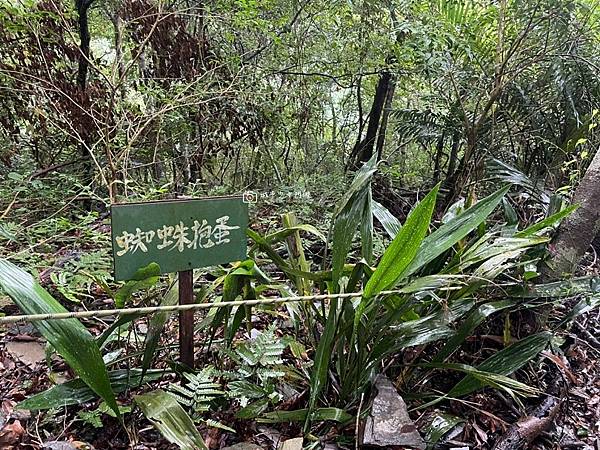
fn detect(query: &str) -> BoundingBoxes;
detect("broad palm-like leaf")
[0,259,119,417]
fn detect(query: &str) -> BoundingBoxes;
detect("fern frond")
[255,367,285,382]
[168,365,224,422]
[203,419,235,433]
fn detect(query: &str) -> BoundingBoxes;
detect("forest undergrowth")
[1,161,600,450]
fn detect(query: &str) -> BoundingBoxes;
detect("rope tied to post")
[0,290,407,324]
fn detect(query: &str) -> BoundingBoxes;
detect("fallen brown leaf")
[0,419,25,447]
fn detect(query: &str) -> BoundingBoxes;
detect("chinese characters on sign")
[111,197,248,281]
[115,216,240,256]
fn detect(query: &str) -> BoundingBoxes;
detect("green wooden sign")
[111,196,248,281]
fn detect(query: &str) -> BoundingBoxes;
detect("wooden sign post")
[178,269,194,368]
[110,196,248,369]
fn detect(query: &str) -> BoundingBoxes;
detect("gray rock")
[6,341,46,367]
[363,376,426,449]
[42,443,78,450]
[280,437,303,450]
[43,442,94,450]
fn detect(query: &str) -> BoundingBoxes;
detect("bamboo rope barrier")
[0,290,406,324]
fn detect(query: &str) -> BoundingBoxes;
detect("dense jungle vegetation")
[0,0,600,448]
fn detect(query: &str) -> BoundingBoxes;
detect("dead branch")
[491,395,562,450]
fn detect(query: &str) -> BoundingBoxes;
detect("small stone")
[6,341,46,367]
[280,437,303,450]
[362,376,426,449]
[42,442,78,450]
[250,328,261,340]
[43,442,95,450]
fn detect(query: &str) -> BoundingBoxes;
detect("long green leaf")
[512,276,600,298]
[18,369,164,410]
[449,331,552,397]
[265,224,327,244]
[142,277,178,374]
[458,236,548,271]
[260,407,351,424]
[248,229,330,282]
[423,414,464,450]
[360,187,374,265]
[403,185,510,278]
[236,398,270,419]
[433,301,512,362]
[135,390,207,450]
[0,259,119,417]
[330,155,378,287]
[305,297,339,432]
[372,200,402,238]
[515,204,578,237]
[114,262,160,308]
[331,189,369,287]
[364,184,439,298]
[399,274,467,294]
[429,362,540,398]
[333,154,378,218]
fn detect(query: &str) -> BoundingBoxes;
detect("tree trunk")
[75,0,94,208]
[348,71,392,167]
[375,76,396,161]
[544,148,600,278]
[432,132,445,183]
[76,0,93,89]
[111,11,125,87]
[442,131,461,194]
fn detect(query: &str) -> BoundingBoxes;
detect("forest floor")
[1,292,599,449]
[0,203,599,449]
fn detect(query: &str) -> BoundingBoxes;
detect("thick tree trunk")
[545,148,600,278]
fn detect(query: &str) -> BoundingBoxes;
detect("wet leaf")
[423,413,464,450]
[515,204,578,237]
[306,296,339,431]
[142,277,178,374]
[434,301,513,362]
[114,262,160,308]
[404,186,510,278]
[236,398,270,419]
[18,369,165,410]
[331,155,378,286]
[0,259,119,417]
[264,224,327,244]
[364,184,439,297]
[260,407,351,424]
[432,362,541,398]
[372,200,402,239]
[135,389,207,450]
[448,332,552,397]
